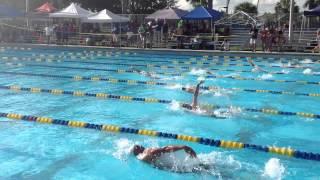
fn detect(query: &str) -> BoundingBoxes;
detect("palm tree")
[275,0,299,15]
[186,0,213,8]
[234,2,258,15]
[274,0,299,27]
[303,0,320,9]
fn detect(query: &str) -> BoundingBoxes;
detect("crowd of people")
[249,25,287,52]
[0,19,319,53]
[44,22,78,44]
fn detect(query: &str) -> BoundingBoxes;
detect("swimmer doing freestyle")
[133,145,197,164]
[247,59,269,73]
[132,145,211,172]
[181,80,227,118]
[131,68,160,79]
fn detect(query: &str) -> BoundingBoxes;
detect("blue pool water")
[0,46,319,179]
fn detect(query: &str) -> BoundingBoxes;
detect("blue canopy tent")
[0,4,24,18]
[182,6,222,20]
[304,5,320,16]
[182,6,222,33]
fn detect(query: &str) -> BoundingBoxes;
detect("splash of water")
[166,84,182,90]
[189,68,207,76]
[112,138,135,161]
[169,100,181,111]
[281,69,290,74]
[197,76,206,81]
[301,59,313,64]
[262,158,285,180]
[259,74,273,80]
[303,68,313,75]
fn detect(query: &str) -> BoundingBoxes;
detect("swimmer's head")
[132,145,145,156]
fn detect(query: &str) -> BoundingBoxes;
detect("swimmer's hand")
[183,146,197,158]
[199,80,205,85]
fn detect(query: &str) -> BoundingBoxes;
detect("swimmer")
[133,145,197,163]
[181,81,228,119]
[247,59,268,73]
[183,80,204,110]
[182,86,196,94]
[131,68,160,79]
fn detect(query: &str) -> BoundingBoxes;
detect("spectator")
[277,28,285,52]
[312,29,320,53]
[138,23,146,48]
[249,25,258,52]
[260,27,268,52]
[221,39,230,51]
[266,29,273,52]
[147,21,154,49]
[162,20,169,45]
[62,23,69,45]
[44,25,52,44]
[54,24,62,44]
[111,25,118,46]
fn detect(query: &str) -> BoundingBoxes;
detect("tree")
[274,0,299,15]
[303,0,320,9]
[234,2,258,15]
[186,0,213,9]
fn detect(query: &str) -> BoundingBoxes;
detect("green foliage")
[234,2,258,15]
[186,0,213,8]
[274,0,299,15]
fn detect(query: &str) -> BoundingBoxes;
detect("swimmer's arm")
[192,81,204,109]
[162,146,197,158]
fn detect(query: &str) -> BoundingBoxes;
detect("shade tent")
[146,8,188,20]
[0,4,23,18]
[36,2,57,13]
[182,6,222,20]
[49,3,93,18]
[83,9,129,23]
[304,5,320,16]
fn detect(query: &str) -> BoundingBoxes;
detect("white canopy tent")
[49,3,93,18]
[83,9,129,23]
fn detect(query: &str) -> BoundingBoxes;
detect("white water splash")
[301,59,313,64]
[303,68,313,75]
[160,76,181,81]
[197,76,206,81]
[166,84,182,90]
[280,69,290,74]
[112,138,135,161]
[262,158,285,180]
[259,74,273,80]
[189,68,207,76]
[169,100,181,111]
[213,106,241,118]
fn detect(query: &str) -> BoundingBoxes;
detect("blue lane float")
[1,112,320,162]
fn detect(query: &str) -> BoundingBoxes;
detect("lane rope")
[1,55,315,77]
[24,54,315,70]
[1,71,319,98]
[1,84,319,119]
[1,112,319,161]
[2,62,320,86]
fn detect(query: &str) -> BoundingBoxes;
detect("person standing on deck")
[249,25,258,52]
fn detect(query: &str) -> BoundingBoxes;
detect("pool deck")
[3,43,320,59]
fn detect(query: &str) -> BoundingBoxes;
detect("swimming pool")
[0,46,319,179]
